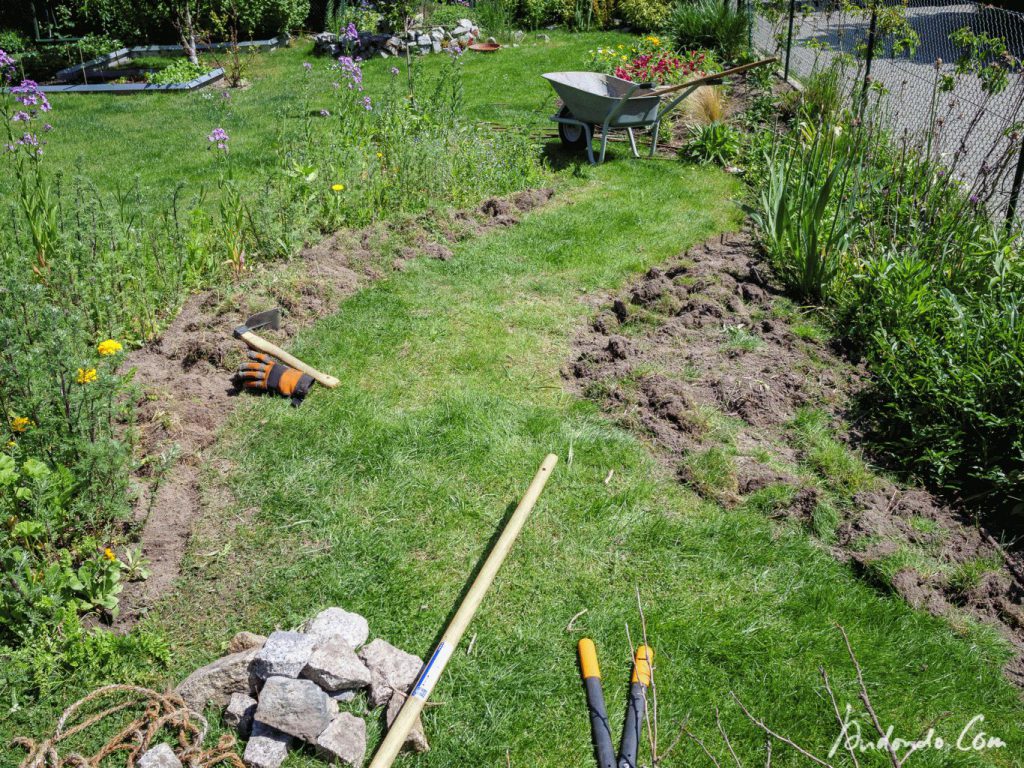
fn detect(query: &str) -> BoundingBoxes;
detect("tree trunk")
[180,5,199,65]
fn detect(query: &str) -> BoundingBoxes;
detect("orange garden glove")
[237,351,314,405]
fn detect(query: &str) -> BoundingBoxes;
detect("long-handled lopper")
[577,640,654,768]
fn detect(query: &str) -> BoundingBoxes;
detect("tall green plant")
[751,123,861,304]
[670,0,751,63]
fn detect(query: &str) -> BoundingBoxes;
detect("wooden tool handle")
[646,57,778,98]
[367,454,559,768]
[238,331,340,388]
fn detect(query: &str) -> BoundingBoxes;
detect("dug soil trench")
[117,189,555,627]
[568,229,1024,685]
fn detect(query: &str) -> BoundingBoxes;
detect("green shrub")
[0,28,30,55]
[670,0,751,62]
[427,3,477,28]
[841,249,1024,498]
[515,0,560,29]
[144,57,208,84]
[619,0,672,31]
[681,121,742,165]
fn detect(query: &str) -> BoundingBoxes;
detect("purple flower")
[345,23,360,43]
[11,111,30,122]
[43,123,52,132]
[19,133,38,147]
[449,44,463,57]
[320,109,331,116]
[208,127,229,151]
[222,90,231,100]
[337,55,363,87]
[969,194,980,206]
[362,96,372,111]
[390,66,400,76]
[11,80,49,110]
[303,61,312,71]
[0,49,15,68]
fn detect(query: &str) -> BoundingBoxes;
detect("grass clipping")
[13,685,242,768]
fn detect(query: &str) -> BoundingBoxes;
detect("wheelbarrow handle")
[644,58,778,98]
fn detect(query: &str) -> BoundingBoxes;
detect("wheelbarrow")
[543,58,776,164]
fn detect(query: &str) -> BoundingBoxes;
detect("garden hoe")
[577,639,654,768]
[367,454,559,768]
[233,308,340,388]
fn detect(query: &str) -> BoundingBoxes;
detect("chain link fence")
[753,0,1024,218]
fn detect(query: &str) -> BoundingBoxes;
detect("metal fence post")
[783,0,796,80]
[862,8,878,101]
[1005,139,1024,227]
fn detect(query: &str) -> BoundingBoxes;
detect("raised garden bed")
[35,36,286,93]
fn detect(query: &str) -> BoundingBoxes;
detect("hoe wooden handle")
[367,453,559,768]
[237,330,340,388]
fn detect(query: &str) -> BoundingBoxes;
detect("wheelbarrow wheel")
[557,106,591,150]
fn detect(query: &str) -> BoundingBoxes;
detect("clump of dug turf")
[567,230,1024,685]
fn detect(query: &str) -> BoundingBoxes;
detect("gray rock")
[251,630,317,681]
[513,30,525,45]
[459,18,474,28]
[138,743,182,768]
[303,637,372,691]
[537,33,550,42]
[305,608,369,650]
[357,639,423,708]
[224,692,257,737]
[176,647,259,713]
[316,712,367,767]
[228,631,267,654]
[243,721,293,768]
[386,694,430,754]
[255,676,339,743]
[432,40,442,53]
[452,24,469,36]
[417,34,431,46]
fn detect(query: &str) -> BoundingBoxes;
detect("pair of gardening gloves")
[235,350,314,406]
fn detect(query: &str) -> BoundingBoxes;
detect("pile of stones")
[313,18,487,59]
[169,607,428,768]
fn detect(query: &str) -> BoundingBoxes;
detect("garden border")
[23,35,287,93]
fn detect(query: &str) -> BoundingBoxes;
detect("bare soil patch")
[117,189,554,626]
[567,230,1024,685]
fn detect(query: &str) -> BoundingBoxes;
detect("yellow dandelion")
[331,183,345,192]
[621,55,627,61]
[77,367,97,385]
[97,339,123,356]
[104,547,116,561]
[376,152,383,159]
[617,44,624,49]
[10,416,33,433]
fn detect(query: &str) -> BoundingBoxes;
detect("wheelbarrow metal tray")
[542,72,660,127]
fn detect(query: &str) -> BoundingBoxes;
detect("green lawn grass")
[40,31,633,197]
[143,158,1021,767]
[4,31,1023,768]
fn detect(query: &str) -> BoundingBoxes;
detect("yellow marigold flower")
[331,183,345,192]
[97,339,123,356]
[10,416,33,433]
[104,547,116,561]
[77,367,98,385]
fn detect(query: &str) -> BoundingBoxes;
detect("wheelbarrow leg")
[627,128,640,159]
[584,124,596,165]
[650,121,661,157]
